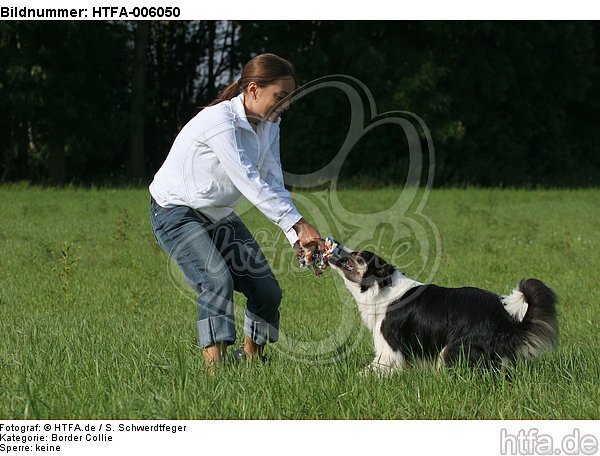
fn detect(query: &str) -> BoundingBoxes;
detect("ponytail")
[207,53,297,107]
[208,81,241,107]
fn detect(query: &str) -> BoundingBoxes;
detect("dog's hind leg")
[442,340,493,369]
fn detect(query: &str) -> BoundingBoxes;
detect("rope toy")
[297,237,349,277]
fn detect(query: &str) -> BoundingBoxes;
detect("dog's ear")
[376,263,396,289]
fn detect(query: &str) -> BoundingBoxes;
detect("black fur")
[381,285,519,367]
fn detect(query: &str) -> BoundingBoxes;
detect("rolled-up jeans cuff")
[197,315,236,349]
[244,309,279,345]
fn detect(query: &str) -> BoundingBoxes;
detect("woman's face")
[246,76,296,123]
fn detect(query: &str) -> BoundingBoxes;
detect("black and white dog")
[329,250,559,375]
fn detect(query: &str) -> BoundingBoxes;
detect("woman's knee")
[247,279,282,320]
[265,281,283,306]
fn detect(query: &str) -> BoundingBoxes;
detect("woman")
[149,53,322,373]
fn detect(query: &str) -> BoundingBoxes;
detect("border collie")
[329,250,559,375]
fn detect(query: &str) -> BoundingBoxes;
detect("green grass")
[0,185,599,419]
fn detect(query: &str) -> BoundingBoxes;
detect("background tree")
[1,21,598,187]
[0,21,130,185]
[144,21,239,177]
[129,21,150,184]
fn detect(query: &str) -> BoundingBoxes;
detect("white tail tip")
[502,288,528,322]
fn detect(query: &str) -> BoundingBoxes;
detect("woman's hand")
[293,217,323,262]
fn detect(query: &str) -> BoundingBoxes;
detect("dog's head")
[329,250,396,293]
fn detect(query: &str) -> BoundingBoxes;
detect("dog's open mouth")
[338,258,354,271]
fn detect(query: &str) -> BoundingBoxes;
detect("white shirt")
[149,93,302,246]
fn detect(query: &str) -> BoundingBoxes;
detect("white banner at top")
[0,0,599,20]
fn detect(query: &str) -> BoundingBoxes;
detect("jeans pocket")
[150,198,167,236]
[151,225,162,245]
[150,208,169,249]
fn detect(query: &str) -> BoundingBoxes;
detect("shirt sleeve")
[200,114,302,245]
[260,131,302,247]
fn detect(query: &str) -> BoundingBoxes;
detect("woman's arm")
[201,113,309,245]
[261,130,323,250]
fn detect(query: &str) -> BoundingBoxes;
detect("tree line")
[1,21,599,187]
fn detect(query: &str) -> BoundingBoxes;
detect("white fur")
[502,287,529,322]
[331,267,421,331]
[364,321,406,376]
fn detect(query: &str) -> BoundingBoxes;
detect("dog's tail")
[503,278,559,359]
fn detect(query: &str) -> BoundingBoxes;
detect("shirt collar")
[230,92,281,132]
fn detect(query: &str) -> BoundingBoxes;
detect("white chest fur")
[342,272,421,331]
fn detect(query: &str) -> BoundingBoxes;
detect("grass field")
[0,185,599,419]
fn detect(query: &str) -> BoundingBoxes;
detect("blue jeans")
[150,197,282,349]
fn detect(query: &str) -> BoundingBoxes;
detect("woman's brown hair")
[208,53,297,106]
